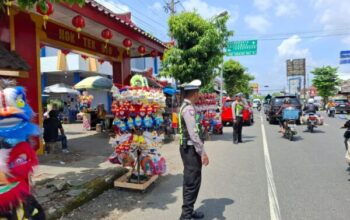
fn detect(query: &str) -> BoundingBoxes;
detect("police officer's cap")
[182,80,201,91]
[235,92,243,97]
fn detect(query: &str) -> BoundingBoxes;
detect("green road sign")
[226,40,258,56]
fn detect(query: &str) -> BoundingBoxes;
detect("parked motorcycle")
[328,107,335,117]
[306,113,317,133]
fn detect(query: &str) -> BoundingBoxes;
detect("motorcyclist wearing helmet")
[303,98,318,114]
[276,98,293,133]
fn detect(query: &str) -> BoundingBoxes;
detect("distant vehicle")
[334,99,350,114]
[252,99,261,108]
[267,95,302,124]
[222,98,234,126]
[221,98,254,126]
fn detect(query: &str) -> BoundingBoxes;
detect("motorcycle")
[342,122,350,166]
[257,104,262,112]
[283,120,297,141]
[328,107,335,117]
[281,107,300,141]
[305,113,317,133]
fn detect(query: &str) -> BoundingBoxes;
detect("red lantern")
[138,46,146,56]
[81,54,88,60]
[72,15,85,39]
[123,38,132,53]
[150,50,158,58]
[98,59,105,65]
[101,29,113,47]
[61,49,70,56]
[36,1,54,29]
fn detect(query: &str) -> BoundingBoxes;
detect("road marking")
[260,114,282,220]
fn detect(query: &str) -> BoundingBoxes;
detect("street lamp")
[215,10,228,121]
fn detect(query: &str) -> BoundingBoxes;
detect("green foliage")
[161,12,233,88]
[0,0,84,12]
[311,66,340,103]
[222,59,255,97]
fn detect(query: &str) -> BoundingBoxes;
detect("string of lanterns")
[33,1,160,57]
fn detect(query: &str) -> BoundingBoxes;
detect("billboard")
[250,83,259,95]
[287,59,306,76]
[289,77,301,95]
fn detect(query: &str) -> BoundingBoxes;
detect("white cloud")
[277,35,310,58]
[149,2,163,12]
[254,0,272,11]
[182,0,239,25]
[275,1,298,17]
[244,15,271,33]
[312,0,350,46]
[95,0,130,13]
[253,0,298,17]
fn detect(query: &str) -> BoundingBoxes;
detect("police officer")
[179,80,209,220]
[232,93,244,144]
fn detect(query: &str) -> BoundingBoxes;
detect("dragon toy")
[0,80,45,220]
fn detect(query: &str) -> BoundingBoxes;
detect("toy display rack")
[114,148,158,191]
[114,170,158,191]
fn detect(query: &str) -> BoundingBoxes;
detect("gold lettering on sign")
[101,45,113,56]
[83,37,97,50]
[58,29,75,44]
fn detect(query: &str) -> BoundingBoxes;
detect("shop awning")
[0,45,29,78]
[44,83,80,95]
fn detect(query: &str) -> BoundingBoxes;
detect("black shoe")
[238,140,243,143]
[192,211,204,219]
[234,140,238,144]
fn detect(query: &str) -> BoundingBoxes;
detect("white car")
[252,99,261,108]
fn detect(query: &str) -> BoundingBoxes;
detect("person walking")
[232,93,245,144]
[43,110,69,154]
[179,80,209,220]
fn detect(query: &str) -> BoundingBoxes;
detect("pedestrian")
[43,110,69,154]
[179,80,209,220]
[232,93,245,144]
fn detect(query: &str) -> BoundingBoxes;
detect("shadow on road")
[197,198,234,220]
[301,129,325,134]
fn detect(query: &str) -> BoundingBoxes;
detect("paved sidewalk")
[32,123,127,219]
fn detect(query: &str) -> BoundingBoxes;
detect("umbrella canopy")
[74,76,113,90]
[44,83,80,95]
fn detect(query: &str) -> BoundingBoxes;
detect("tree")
[222,59,255,97]
[161,12,233,88]
[311,66,340,104]
[0,0,84,12]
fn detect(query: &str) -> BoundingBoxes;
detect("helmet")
[308,98,314,104]
[284,98,291,104]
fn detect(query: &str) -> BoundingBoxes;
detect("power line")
[105,1,168,38]
[234,32,350,42]
[235,27,350,38]
[117,0,168,30]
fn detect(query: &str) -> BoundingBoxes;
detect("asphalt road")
[64,111,350,220]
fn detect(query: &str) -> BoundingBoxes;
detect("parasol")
[74,76,113,90]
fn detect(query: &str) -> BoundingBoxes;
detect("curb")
[46,167,128,220]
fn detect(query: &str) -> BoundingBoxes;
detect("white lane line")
[260,114,282,220]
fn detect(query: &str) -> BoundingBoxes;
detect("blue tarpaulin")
[163,87,177,96]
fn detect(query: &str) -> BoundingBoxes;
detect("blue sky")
[105,0,350,92]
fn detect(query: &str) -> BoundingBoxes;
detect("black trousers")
[180,145,202,219]
[233,116,243,142]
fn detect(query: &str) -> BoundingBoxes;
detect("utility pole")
[164,0,180,15]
